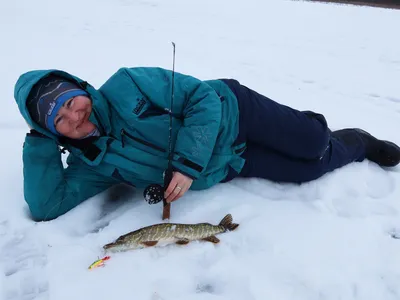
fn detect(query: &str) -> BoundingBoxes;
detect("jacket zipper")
[120,129,166,153]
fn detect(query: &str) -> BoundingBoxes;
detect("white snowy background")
[1,0,400,299]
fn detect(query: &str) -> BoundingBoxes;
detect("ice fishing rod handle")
[162,167,172,220]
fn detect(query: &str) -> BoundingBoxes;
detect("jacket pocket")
[120,129,166,153]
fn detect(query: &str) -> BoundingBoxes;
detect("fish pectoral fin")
[141,241,158,247]
[175,238,190,245]
[202,236,220,244]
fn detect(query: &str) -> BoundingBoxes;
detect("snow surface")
[1,0,400,299]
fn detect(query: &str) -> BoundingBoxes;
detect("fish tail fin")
[219,214,239,231]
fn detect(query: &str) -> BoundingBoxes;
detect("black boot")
[332,128,400,167]
[355,129,400,167]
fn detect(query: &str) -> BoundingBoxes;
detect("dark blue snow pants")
[221,79,366,183]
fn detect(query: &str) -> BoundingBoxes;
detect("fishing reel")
[144,182,171,220]
[143,167,173,205]
[143,184,164,205]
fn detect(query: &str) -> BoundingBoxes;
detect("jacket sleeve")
[123,67,222,179]
[170,72,222,179]
[22,134,117,221]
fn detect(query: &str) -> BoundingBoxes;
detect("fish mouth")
[103,242,122,251]
[103,243,114,250]
[103,242,128,252]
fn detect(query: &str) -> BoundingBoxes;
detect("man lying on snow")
[14,67,400,221]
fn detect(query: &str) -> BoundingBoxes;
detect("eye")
[66,98,74,108]
[55,116,63,126]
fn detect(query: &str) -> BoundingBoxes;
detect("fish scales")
[154,225,162,240]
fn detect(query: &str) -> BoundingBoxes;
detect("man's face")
[53,95,96,139]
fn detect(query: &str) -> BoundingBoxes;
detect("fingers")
[164,174,179,201]
[165,182,187,203]
[171,182,190,203]
[164,172,193,203]
[166,184,184,203]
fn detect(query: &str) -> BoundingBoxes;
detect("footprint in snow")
[368,93,380,98]
[0,233,49,300]
[196,283,216,294]
[389,227,400,240]
[88,220,111,234]
[302,79,315,84]
[386,97,400,104]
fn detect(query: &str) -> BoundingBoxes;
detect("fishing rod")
[143,42,176,220]
[162,41,176,220]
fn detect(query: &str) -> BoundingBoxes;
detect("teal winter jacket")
[14,67,246,221]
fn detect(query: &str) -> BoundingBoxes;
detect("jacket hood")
[14,69,111,141]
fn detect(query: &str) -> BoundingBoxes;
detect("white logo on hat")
[47,102,56,116]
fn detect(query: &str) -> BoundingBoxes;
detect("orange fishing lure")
[88,256,111,270]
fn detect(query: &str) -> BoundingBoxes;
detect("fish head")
[103,231,142,252]
[103,240,128,252]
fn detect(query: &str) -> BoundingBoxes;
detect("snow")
[1,0,400,299]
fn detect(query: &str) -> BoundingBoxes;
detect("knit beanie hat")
[27,75,88,135]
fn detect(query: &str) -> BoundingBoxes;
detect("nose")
[66,110,80,123]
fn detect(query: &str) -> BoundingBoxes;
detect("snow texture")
[1,0,400,299]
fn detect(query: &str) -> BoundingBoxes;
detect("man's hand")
[164,171,193,203]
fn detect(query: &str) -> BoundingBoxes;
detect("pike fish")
[103,214,239,252]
